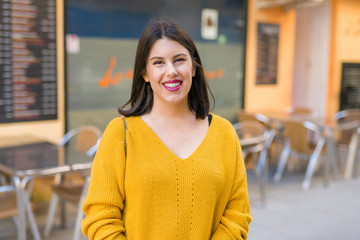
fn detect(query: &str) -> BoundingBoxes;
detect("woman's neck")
[149,99,193,120]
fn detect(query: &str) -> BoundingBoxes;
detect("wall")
[327,0,360,118]
[292,0,331,117]
[0,0,65,143]
[245,0,296,112]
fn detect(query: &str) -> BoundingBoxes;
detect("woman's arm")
[81,118,127,239]
[211,134,252,240]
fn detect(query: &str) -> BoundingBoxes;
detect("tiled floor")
[1,172,360,240]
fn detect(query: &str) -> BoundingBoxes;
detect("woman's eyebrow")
[174,53,187,58]
[149,56,164,61]
[149,53,187,61]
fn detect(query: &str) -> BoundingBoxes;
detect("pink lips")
[162,79,182,91]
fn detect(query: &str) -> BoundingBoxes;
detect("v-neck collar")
[134,114,215,160]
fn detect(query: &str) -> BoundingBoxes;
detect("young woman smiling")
[81,17,252,240]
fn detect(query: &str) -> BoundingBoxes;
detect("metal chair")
[0,171,41,239]
[238,110,284,168]
[233,121,275,203]
[333,109,360,145]
[333,109,360,179]
[273,120,326,190]
[43,125,101,239]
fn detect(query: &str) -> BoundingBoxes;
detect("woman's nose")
[166,63,178,76]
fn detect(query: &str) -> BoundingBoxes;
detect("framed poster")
[256,22,279,85]
[201,8,219,40]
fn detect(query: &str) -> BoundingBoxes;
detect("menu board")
[0,0,57,123]
[340,63,360,110]
[256,22,279,85]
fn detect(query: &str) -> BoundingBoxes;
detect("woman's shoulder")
[211,113,237,138]
[107,116,125,128]
[102,116,129,137]
[107,115,137,126]
[105,115,141,133]
[211,113,235,129]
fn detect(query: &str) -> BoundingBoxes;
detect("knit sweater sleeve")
[81,117,127,240]
[211,130,252,240]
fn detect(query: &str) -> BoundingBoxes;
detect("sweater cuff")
[211,225,245,240]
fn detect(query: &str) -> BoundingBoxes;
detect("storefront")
[65,0,248,130]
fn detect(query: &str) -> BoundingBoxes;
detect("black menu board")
[0,0,57,123]
[256,22,279,85]
[340,63,360,110]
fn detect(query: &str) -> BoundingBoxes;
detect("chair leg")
[257,148,268,203]
[73,176,91,240]
[302,137,326,190]
[273,140,291,182]
[345,132,359,180]
[257,148,267,174]
[271,126,284,166]
[44,193,60,238]
[12,216,19,230]
[23,190,41,240]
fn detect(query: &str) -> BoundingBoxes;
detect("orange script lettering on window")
[98,56,224,89]
[98,56,133,88]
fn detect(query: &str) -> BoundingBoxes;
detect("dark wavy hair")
[118,17,214,119]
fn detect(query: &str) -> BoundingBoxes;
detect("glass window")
[66,0,247,130]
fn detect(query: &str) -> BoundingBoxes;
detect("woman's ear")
[143,73,150,82]
[192,67,196,77]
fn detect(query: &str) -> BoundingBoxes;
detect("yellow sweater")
[81,114,252,240]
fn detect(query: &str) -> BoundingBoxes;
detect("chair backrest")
[238,111,258,122]
[60,126,102,154]
[233,120,267,139]
[283,120,320,155]
[233,120,268,155]
[285,106,313,115]
[334,109,360,145]
[238,111,272,129]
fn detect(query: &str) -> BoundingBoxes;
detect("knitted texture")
[81,114,252,239]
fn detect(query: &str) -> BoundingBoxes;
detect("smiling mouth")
[163,80,182,91]
[164,82,181,88]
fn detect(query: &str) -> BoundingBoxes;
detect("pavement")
[1,170,360,240]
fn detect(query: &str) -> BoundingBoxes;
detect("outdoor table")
[239,133,267,147]
[0,135,93,240]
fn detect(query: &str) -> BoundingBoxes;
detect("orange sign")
[98,56,224,88]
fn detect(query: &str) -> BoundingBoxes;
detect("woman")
[81,17,252,239]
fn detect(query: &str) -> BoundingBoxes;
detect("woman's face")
[143,37,195,108]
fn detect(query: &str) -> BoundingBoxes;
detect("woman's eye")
[153,60,163,65]
[175,58,185,63]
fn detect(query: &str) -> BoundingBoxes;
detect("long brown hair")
[118,17,214,119]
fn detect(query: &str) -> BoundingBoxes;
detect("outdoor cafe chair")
[333,109,360,178]
[273,120,326,190]
[0,171,40,239]
[43,125,102,239]
[233,120,275,203]
[333,109,360,145]
[238,110,283,167]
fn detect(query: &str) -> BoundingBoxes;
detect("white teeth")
[164,82,180,88]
